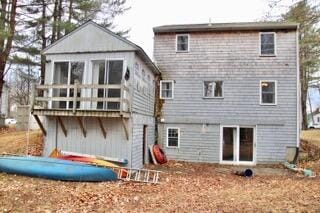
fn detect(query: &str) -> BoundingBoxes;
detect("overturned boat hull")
[0,156,117,182]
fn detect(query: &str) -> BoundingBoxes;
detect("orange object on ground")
[152,145,167,164]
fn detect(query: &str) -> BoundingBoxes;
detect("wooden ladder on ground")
[115,168,161,184]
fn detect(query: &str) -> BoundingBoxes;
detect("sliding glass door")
[92,59,123,110]
[221,126,255,164]
[52,61,84,109]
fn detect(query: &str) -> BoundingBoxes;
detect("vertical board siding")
[154,30,298,163]
[131,113,155,168]
[44,117,130,163]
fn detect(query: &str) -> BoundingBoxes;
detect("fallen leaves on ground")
[0,129,319,212]
[0,162,320,212]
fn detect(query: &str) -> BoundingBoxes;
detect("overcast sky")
[114,0,275,58]
[113,0,319,110]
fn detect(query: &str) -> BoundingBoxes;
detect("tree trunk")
[40,0,46,84]
[51,0,59,43]
[57,0,63,39]
[0,0,17,99]
[301,87,308,130]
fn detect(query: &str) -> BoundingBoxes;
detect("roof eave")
[153,23,299,33]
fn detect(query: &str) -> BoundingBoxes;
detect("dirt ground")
[0,128,320,212]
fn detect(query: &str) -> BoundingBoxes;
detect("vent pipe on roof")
[208,18,212,26]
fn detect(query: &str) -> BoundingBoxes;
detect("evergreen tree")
[282,0,320,129]
[0,0,18,99]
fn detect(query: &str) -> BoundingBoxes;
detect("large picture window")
[167,127,180,148]
[260,80,277,105]
[260,32,276,56]
[203,81,223,98]
[91,59,124,110]
[52,61,84,109]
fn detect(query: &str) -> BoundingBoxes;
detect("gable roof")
[153,22,299,33]
[42,20,160,74]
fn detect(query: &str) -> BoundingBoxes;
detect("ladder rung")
[116,167,161,184]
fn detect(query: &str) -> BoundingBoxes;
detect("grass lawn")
[301,130,320,147]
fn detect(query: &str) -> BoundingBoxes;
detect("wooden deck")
[32,108,130,118]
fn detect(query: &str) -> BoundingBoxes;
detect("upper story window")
[260,80,277,105]
[167,127,180,148]
[260,32,276,56]
[160,80,174,99]
[176,34,189,52]
[203,81,223,98]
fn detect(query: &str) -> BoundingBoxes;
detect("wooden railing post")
[30,83,36,112]
[73,81,78,113]
[120,80,124,114]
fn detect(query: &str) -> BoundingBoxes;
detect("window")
[52,61,84,109]
[92,59,124,110]
[167,128,180,148]
[260,32,276,56]
[160,80,174,99]
[203,81,223,98]
[176,34,189,52]
[260,80,277,105]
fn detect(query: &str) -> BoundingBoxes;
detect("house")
[0,83,9,117]
[31,21,160,168]
[153,22,300,165]
[308,107,320,127]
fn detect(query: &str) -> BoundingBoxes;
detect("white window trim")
[166,127,180,148]
[219,125,257,165]
[50,60,86,109]
[176,34,190,53]
[202,80,224,99]
[259,32,277,56]
[160,80,174,99]
[260,80,277,106]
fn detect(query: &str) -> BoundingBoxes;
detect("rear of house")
[153,22,299,165]
[31,21,159,168]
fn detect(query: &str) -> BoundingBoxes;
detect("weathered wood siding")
[44,22,135,54]
[154,30,298,163]
[131,113,155,168]
[132,55,156,116]
[130,54,157,168]
[44,117,132,165]
[159,123,220,162]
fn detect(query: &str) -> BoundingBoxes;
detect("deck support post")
[121,117,129,140]
[57,116,67,137]
[97,117,107,139]
[76,117,87,137]
[33,115,47,136]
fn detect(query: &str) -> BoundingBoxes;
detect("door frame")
[50,60,86,109]
[91,58,126,110]
[142,125,148,165]
[219,125,257,165]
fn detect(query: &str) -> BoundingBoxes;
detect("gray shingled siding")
[154,30,298,163]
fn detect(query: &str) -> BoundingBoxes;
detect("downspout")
[294,25,300,163]
[296,26,300,148]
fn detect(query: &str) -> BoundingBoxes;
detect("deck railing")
[31,81,131,114]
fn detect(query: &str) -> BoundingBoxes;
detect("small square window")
[260,80,277,105]
[203,81,223,98]
[160,80,174,99]
[167,128,180,148]
[260,32,276,56]
[176,34,189,52]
